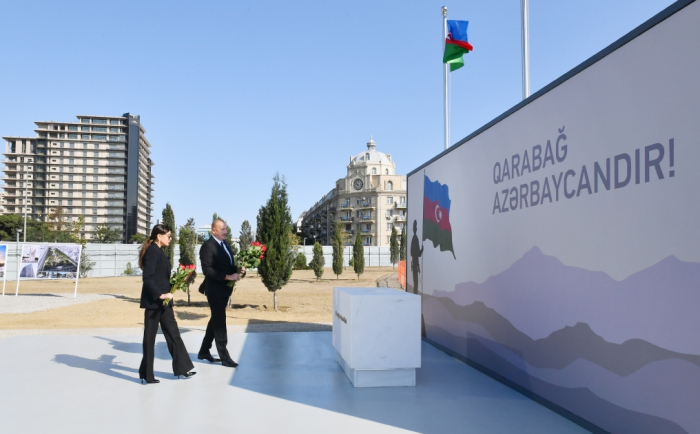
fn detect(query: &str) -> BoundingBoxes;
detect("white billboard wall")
[407,1,699,433]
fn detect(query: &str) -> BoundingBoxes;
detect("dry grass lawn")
[0,267,399,330]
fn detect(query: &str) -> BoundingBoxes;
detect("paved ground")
[0,322,332,339]
[0,330,590,434]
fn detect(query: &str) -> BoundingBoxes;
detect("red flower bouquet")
[227,242,266,288]
[164,264,196,306]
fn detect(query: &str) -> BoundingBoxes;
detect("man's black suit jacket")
[140,242,171,309]
[199,236,238,296]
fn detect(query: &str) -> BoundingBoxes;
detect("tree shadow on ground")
[176,311,208,321]
[52,354,176,383]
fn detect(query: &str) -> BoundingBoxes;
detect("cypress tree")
[256,174,293,310]
[161,203,177,269]
[310,241,325,280]
[353,231,364,279]
[400,227,407,261]
[179,220,197,306]
[332,219,344,279]
[390,226,399,268]
[239,220,253,250]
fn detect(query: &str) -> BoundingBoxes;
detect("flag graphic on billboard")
[423,175,455,258]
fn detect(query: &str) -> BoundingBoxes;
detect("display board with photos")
[19,244,81,280]
[0,244,6,279]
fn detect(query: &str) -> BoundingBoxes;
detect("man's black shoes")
[197,353,221,363]
[221,359,239,368]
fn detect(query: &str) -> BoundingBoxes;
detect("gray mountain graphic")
[426,323,689,434]
[426,294,700,376]
[439,247,700,354]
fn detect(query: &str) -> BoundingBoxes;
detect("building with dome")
[299,137,407,247]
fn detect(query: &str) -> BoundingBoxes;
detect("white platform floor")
[0,330,590,434]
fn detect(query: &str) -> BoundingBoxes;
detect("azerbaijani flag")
[423,175,455,258]
[443,20,473,72]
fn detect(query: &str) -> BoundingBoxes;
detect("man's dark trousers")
[200,287,233,360]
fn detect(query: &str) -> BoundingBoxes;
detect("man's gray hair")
[211,218,226,230]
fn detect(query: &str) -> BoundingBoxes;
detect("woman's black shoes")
[176,371,197,379]
[140,379,160,384]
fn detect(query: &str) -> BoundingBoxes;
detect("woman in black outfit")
[138,224,196,384]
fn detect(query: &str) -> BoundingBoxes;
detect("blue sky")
[0,0,675,234]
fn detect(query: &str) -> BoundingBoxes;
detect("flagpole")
[521,0,530,99]
[442,6,449,150]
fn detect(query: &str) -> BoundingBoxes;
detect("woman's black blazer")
[140,242,171,309]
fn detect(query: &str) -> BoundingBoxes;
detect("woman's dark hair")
[138,224,171,269]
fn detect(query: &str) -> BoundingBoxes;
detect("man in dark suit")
[198,219,242,367]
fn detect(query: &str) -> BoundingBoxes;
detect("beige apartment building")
[299,137,407,247]
[1,113,154,242]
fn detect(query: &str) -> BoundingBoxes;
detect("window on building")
[93,168,98,173]
[356,198,361,205]
[372,168,376,174]
[387,223,392,230]
[82,176,87,181]
[93,192,97,198]
[70,143,75,148]
[81,119,90,124]
[386,210,392,218]
[387,197,393,204]
[386,181,393,191]
[365,153,370,160]
[400,196,406,204]
[93,176,98,182]
[83,144,88,149]
[92,217,97,222]
[385,169,389,175]
[92,209,97,214]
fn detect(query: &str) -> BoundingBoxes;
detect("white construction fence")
[0,243,395,280]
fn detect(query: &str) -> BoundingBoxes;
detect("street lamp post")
[15,229,23,296]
